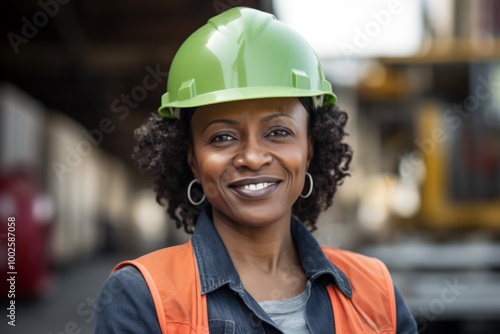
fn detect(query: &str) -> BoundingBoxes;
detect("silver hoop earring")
[300,173,314,198]
[187,179,206,206]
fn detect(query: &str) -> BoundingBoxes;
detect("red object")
[0,167,53,299]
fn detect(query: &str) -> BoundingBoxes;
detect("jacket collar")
[191,209,352,298]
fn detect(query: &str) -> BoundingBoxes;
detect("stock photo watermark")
[340,0,404,59]
[399,73,500,179]
[51,64,168,182]
[7,0,71,54]
[414,278,467,332]
[6,217,17,327]
[46,271,129,334]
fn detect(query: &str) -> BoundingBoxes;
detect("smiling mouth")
[235,182,276,191]
[229,179,281,199]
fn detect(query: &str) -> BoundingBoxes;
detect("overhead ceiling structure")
[1,0,261,164]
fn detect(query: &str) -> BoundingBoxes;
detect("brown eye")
[268,129,291,137]
[211,133,236,142]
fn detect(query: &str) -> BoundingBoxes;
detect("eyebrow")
[203,119,240,133]
[260,113,297,124]
[202,113,297,133]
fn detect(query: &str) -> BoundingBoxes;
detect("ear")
[187,146,200,181]
[306,135,314,170]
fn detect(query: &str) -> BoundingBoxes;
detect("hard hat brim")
[159,87,337,118]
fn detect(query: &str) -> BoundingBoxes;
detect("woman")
[95,7,417,333]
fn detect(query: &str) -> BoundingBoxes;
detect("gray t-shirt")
[258,282,312,334]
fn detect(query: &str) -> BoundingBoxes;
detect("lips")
[229,177,282,199]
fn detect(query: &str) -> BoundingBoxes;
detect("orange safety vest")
[113,241,396,333]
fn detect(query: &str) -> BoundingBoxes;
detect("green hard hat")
[159,7,336,118]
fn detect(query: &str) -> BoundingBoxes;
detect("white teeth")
[241,182,274,191]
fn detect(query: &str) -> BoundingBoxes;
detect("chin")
[216,202,291,227]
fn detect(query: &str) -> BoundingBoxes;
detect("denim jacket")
[94,209,417,333]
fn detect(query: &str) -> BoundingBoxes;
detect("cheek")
[198,151,227,170]
[277,143,310,171]
[194,149,232,194]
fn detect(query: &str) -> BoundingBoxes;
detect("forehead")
[191,97,307,125]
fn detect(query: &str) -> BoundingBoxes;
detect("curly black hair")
[133,98,352,233]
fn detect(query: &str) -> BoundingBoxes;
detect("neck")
[212,210,298,274]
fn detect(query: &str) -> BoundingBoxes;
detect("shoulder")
[104,265,149,293]
[94,265,161,333]
[321,247,399,331]
[322,247,395,307]
[95,265,151,311]
[321,246,394,301]
[321,247,418,333]
[321,245,380,262]
[321,246,390,278]
[394,284,419,333]
[115,242,193,271]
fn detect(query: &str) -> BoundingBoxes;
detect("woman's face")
[188,97,312,228]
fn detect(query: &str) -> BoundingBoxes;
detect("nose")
[233,138,272,170]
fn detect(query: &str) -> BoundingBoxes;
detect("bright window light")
[273,0,423,59]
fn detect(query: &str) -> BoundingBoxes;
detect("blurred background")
[1,0,499,333]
